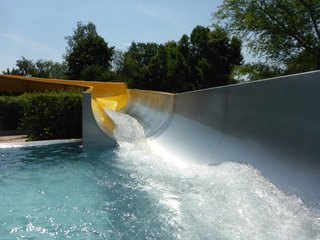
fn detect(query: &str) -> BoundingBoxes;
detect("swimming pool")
[1,112,319,239]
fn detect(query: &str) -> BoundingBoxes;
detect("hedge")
[0,91,82,140]
[0,96,23,130]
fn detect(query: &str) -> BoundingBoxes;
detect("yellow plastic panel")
[0,74,128,111]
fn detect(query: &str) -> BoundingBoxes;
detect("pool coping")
[0,138,82,148]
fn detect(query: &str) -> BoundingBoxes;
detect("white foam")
[107,110,320,239]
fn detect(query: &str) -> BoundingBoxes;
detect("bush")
[19,91,82,141]
[0,96,23,130]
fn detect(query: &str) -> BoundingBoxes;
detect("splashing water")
[107,109,320,240]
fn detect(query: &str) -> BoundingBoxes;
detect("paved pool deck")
[0,135,27,143]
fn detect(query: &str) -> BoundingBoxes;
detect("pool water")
[0,111,319,239]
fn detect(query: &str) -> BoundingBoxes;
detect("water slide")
[0,72,319,208]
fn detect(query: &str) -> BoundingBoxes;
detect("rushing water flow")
[108,110,320,240]
[0,110,319,239]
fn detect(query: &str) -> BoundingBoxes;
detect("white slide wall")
[121,71,320,207]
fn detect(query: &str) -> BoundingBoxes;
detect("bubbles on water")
[108,110,320,240]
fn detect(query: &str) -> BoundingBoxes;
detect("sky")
[0,0,254,72]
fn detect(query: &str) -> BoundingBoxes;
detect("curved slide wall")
[121,71,320,207]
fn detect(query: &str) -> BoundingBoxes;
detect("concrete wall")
[122,71,320,208]
[82,92,118,148]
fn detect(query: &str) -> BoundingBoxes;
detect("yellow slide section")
[0,74,128,140]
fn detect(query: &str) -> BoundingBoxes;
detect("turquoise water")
[0,143,179,239]
[0,112,320,239]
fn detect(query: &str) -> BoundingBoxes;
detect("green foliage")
[64,22,115,80]
[80,65,106,81]
[19,91,82,141]
[231,63,283,81]
[214,0,320,70]
[80,65,120,82]
[0,96,23,130]
[34,59,68,79]
[284,51,319,75]
[2,57,67,79]
[120,26,243,92]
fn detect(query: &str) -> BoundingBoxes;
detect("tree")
[34,59,67,79]
[231,63,283,81]
[16,57,36,76]
[47,61,68,79]
[64,22,114,80]
[120,26,243,92]
[79,65,106,81]
[284,51,318,74]
[121,42,159,88]
[189,26,243,88]
[2,57,67,79]
[112,50,125,73]
[79,64,120,82]
[214,0,320,70]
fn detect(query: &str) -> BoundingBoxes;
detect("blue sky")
[1,0,254,72]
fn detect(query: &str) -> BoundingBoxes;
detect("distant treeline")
[3,22,243,93]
